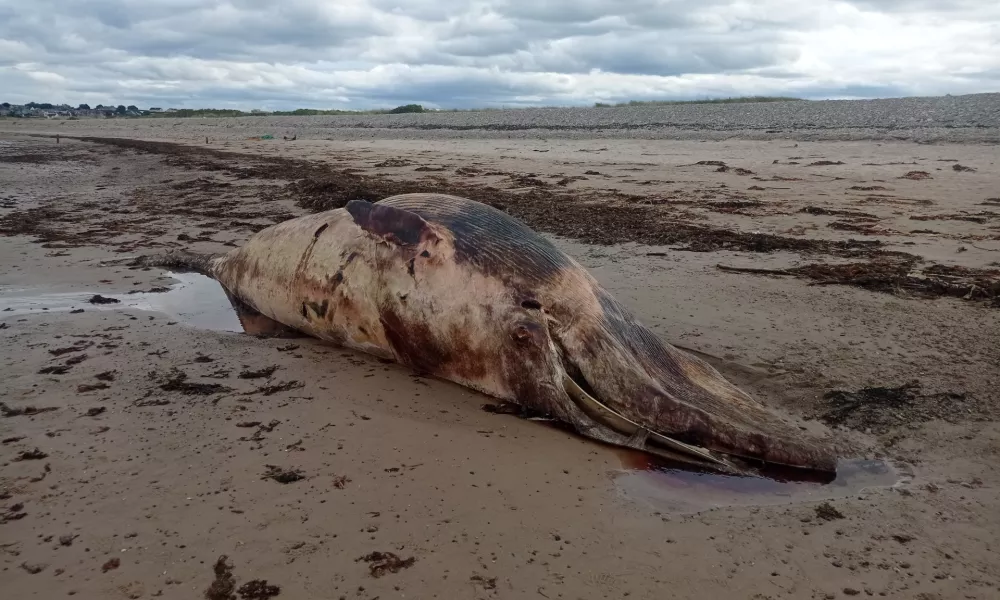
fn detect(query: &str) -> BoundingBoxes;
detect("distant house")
[148,107,163,112]
[0,103,118,118]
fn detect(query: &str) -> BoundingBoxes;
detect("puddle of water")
[614,451,907,514]
[0,272,242,332]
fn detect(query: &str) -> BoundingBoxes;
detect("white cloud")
[23,69,67,84]
[0,0,997,109]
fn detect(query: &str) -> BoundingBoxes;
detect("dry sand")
[1,119,999,600]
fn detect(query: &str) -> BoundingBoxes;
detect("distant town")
[0,102,193,118]
[0,101,441,119]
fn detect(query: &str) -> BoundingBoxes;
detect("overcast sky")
[1,1,998,110]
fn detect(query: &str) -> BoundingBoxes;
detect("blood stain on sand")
[613,449,908,514]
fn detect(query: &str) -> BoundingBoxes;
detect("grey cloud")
[3,1,386,61]
[0,0,997,109]
[842,0,991,12]
[495,0,713,26]
[498,0,656,24]
[439,34,531,58]
[367,0,473,22]
[366,3,796,75]
[523,30,798,76]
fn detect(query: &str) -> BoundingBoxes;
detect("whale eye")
[513,325,533,341]
[521,299,542,310]
[512,321,544,344]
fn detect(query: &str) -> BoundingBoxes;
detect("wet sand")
[1,123,999,599]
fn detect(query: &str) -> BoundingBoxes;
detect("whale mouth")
[560,371,744,473]
[563,373,742,472]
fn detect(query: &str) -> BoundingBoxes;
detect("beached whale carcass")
[141,193,836,474]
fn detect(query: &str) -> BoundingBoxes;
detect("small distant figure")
[205,136,209,144]
[56,134,60,144]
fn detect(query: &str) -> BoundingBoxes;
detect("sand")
[1,119,999,600]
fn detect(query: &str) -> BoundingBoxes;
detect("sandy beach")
[2,114,999,599]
